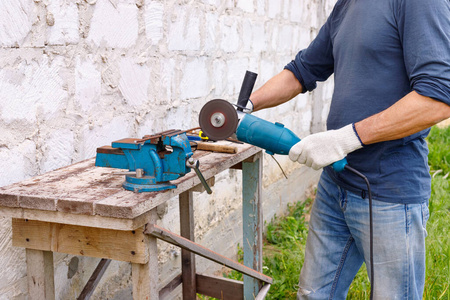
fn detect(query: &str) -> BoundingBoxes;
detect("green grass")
[427,126,450,176]
[423,126,450,299]
[200,126,449,299]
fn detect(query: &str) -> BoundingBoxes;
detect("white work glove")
[288,124,363,170]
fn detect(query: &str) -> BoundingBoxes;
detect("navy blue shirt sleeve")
[397,0,450,105]
[284,4,338,93]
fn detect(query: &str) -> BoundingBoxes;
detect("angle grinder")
[199,71,375,299]
[199,71,348,171]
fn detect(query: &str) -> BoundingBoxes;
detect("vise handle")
[186,158,212,194]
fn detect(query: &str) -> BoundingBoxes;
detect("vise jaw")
[95,130,196,193]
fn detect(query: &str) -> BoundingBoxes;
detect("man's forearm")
[250,69,303,111]
[355,91,450,145]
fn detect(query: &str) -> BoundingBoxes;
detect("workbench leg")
[132,208,159,300]
[179,190,196,299]
[242,153,263,300]
[26,249,55,300]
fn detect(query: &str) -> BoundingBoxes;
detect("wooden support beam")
[159,274,182,299]
[242,152,263,298]
[179,190,196,299]
[145,224,272,284]
[196,274,243,300]
[131,208,159,300]
[12,219,148,264]
[26,249,55,300]
[78,259,111,300]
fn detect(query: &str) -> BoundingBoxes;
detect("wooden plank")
[132,208,159,300]
[12,219,149,264]
[26,249,55,300]
[145,224,272,284]
[242,152,263,299]
[159,274,182,299]
[0,206,151,231]
[196,274,243,300]
[179,190,196,299]
[196,142,237,154]
[78,259,111,300]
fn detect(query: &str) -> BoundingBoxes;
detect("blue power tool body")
[235,113,348,172]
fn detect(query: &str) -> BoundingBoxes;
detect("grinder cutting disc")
[199,99,239,141]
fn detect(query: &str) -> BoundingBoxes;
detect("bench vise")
[95,129,211,193]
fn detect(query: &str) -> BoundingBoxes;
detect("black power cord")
[344,165,374,300]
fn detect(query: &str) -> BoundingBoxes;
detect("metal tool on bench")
[95,129,212,193]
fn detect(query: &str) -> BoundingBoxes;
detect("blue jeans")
[297,172,429,299]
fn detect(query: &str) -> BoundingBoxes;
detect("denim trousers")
[297,172,429,300]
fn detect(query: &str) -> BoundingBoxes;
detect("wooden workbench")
[0,142,266,299]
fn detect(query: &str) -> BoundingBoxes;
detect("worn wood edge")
[196,274,244,300]
[0,207,147,231]
[145,224,272,284]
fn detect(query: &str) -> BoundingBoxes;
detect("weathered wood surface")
[0,142,259,227]
[131,208,159,300]
[196,274,244,300]
[26,249,55,300]
[13,219,149,263]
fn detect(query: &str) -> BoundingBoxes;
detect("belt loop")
[361,190,366,199]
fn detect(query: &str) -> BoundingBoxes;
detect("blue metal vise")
[95,129,210,193]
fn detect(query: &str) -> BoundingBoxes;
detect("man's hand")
[288,124,363,170]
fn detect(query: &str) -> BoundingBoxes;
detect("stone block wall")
[0,0,336,298]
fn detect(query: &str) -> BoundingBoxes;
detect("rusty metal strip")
[145,224,272,284]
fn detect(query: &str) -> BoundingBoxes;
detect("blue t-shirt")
[285,0,450,204]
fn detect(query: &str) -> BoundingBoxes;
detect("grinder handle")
[237,71,258,111]
[332,158,348,172]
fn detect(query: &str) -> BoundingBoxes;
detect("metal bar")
[77,258,111,300]
[254,284,271,300]
[179,190,196,299]
[242,152,263,299]
[138,127,201,143]
[145,224,272,284]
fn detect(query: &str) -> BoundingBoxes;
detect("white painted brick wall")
[0,0,336,298]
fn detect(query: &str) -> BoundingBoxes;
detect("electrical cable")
[344,165,374,300]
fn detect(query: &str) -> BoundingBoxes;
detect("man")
[249,0,450,298]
